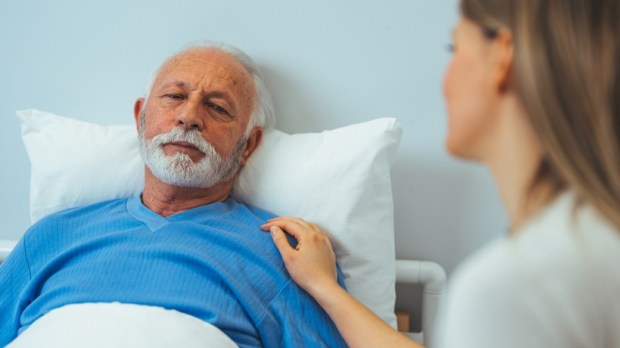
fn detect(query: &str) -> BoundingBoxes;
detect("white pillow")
[20,110,145,222]
[18,108,402,328]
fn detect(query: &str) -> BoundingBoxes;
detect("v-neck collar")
[126,195,236,231]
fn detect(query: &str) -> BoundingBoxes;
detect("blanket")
[7,302,237,348]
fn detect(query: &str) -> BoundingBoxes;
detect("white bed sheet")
[7,302,237,348]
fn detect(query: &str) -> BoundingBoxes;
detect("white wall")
[0,0,507,316]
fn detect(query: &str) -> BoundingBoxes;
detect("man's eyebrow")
[159,81,234,100]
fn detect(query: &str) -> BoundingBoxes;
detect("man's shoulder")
[46,197,129,220]
[28,197,131,234]
[21,197,132,266]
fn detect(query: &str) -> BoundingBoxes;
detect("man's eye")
[207,103,229,115]
[164,94,184,100]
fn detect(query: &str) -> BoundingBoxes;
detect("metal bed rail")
[395,259,447,348]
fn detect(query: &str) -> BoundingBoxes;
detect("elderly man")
[0,44,347,347]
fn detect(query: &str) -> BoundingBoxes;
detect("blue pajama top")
[0,196,347,347]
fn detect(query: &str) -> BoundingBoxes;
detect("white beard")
[139,121,246,189]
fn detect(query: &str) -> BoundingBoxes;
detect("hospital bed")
[0,240,445,347]
[2,110,447,347]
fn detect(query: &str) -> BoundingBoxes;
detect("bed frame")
[396,259,446,347]
[0,240,446,347]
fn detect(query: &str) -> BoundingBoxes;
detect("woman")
[262,0,620,347]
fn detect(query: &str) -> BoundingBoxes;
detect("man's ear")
[134,98,145,131]
[492,28,514,93]
[240,127,263,166]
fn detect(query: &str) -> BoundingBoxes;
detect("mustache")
[150,127,217,155]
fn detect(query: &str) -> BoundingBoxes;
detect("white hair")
[143,41,276,134]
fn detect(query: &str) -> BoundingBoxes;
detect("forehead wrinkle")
[154,48,257,118]
[157,80,189,91]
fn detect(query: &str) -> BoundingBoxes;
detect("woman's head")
[449,0,620,227]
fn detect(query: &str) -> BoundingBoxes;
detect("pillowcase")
[18,108,402,328]
[20,110,145,222]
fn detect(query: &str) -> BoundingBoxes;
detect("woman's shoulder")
[442,192,620,347]
[452,191,620,295]
[448,236,522,303]
[440,238,539,347]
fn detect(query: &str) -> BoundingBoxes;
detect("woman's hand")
[261,217,339,296]
[264,217,422,348]
[263,217,423,348]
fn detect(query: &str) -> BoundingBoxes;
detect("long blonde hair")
[460,0,620,229]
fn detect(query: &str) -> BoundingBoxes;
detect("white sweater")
[440,192,620,348]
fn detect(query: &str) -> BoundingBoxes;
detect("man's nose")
[175,101,204,131]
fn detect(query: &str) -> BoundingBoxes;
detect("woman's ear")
[493,28,514,93]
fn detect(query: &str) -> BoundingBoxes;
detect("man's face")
[136,48,258,188]
[138,112,247,188]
